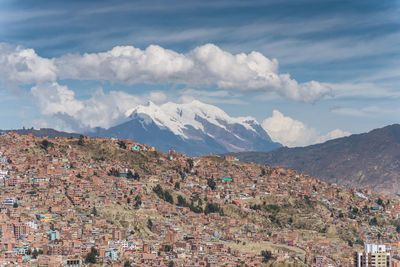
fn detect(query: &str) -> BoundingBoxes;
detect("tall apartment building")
[355,244,391,267]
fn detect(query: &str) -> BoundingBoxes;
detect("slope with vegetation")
[2,133,400,266]
[228,124,400,194]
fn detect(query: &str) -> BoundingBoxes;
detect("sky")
[0,0,399,147]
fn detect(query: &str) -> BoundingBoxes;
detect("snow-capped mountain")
[89,100,281,156]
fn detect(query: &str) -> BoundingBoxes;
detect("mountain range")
[88,100,281,156]
[2,101,280,156]
[227,124,400,195]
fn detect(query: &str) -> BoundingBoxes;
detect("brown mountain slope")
[0,127,81,139]
[228,124,400,194]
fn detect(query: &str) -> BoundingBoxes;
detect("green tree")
[174,182,180,190]
[117,140,126,149]
[204,202,220,215]
[261,250,272,262]
[355,239,364,246]
[369,217,378,226]
[164,190,174,204]
[177,195,187,207]
[352,207,359,215]
[313,185,317,192]
[126,170,134,179]
[78,135,84,146]
[134,195,142,208]
[207,178,216,190]
[189,202,203,213]
[147,218,153,230]
[85,247,99,264]
[164,244,173,252]
[107,168,120,177]
[133,172,140,180]
[179,171,186,181]
[187,158,194,170]
[153,184,163,197]
[40,139,52,151]
[261,168,266,176]
[32,249,38,259]
[91,206,97,216]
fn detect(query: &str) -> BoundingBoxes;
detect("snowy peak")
[128,100,258,139]
[94,100,281,155]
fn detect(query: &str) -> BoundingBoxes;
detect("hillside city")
[0,133,399,266]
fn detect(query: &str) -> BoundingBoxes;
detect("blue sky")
[0,0,399,146]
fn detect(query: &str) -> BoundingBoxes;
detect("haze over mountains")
[228,124,400,195]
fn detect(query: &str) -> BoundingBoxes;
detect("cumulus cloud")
[53,43,331,103]
[262,110,350,147]
[0,43,56,87]
[55,45,193,85]
[30,82,166,130]
[0,42,331,103]
[0,43,331,103]
[31,82,83,117]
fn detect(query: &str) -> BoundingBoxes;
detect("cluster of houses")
[0,133,399,266]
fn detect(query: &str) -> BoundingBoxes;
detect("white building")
[3,198,17,206]
[355,244,391,267]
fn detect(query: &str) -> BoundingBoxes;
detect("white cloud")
[176,88,246,105]
[261,110,317,147]
[0,43,56,86]
[261,110,350,147]
[0,42,331,103]
[78,89,144,129]
[54,43,330,103]
[30,82,165,131]
[0,42,334,131]
[31,82,83,117]
[316,129,352,144]
[55,45,194,85]
[148,91,168,104]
